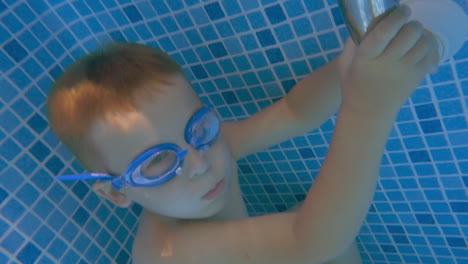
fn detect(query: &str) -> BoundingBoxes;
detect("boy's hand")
[340,5,440,119]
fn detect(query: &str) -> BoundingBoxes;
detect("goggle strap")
[56,173,113,181]
[111,177,126,191]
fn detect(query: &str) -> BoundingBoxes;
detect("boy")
[47,5,440,264]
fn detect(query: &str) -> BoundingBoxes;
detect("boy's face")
[84,74,236,220]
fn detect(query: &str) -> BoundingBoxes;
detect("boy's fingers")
[359,5,412,59]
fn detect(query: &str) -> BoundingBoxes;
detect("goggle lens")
[140,150,177,179]
[190,111,220,148]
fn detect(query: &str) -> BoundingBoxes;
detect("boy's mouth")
[201,178,225,200]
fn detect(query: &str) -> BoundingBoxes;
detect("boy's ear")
[92,181,132,208]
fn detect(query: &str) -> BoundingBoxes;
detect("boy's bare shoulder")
[131,210,321,264]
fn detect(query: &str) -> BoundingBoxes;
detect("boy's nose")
[188,149,211,179]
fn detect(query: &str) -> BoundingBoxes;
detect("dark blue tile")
[222,91,238,104]
[392,235,410,244]
[109,30,125,42]
[299,148,315,159]
[204,2,225,21]
[45,156,65,175]
[191,65,208,79]
[281,79,296,93]
[415,104,437,119]
[450,202,467,213]
[420,120,443,134]
[72,181,89,200]
[446,237,467,247]
[265,48,284,64]
[239,164,253,174]
[73,206,90,226]
[17,242,41,264]
[116,249,130,264]
[208,42,227,58]
[27,114,48,134]
[0,1,6,13]
[386,225,405,234]
[409,150,431,163]
[265,4,286,24]
[256,29,276,47]
[331,6,345,26]
[4,39,27,62]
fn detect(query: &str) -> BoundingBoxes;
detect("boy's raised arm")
[293,4,439,260]
[293,107,396,260]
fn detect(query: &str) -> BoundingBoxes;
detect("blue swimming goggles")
[56,106,221,191]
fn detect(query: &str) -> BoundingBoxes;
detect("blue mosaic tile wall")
[0,0,467,263]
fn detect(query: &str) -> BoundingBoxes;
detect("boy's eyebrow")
[105,106,202,178]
